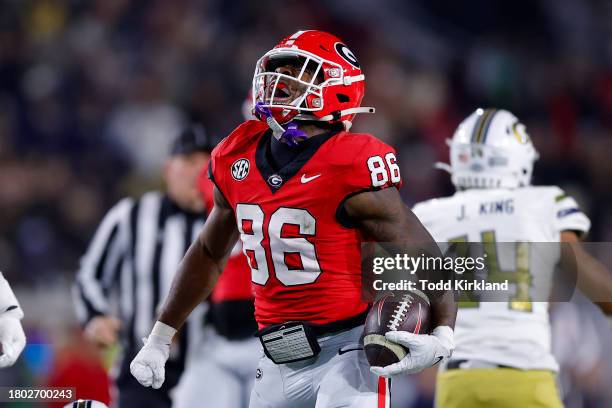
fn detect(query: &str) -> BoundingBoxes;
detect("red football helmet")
[252,30,374,130]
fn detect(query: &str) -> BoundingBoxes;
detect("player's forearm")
[561,232,612,314]
[347,188,457,328]
[381,204,457,328]
[574,253,612,315]
[430,290,457,329]
[158,187,239,330]
[158,238,225,330]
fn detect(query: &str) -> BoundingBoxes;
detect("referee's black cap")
[170,124,214,156]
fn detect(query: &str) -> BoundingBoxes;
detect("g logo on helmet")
[512,122,530,144]
[231,158,250,181]
[334,43,360,68]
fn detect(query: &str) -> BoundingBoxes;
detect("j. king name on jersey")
[456,198,515,221]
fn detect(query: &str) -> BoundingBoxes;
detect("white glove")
[129,321,176,389]
[0,272,26,368]
[371,326,454,377]
[0,310,27,368]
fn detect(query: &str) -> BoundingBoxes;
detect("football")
[363,290,431,367]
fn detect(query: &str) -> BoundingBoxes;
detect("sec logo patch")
[231,158,250,181]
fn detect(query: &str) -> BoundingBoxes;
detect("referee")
[73,125,212,408]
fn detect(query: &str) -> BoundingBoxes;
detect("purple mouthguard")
[255,102,307,147]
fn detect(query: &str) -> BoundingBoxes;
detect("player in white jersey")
[413,108,612,408]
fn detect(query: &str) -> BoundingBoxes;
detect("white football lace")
[387,294,414,331]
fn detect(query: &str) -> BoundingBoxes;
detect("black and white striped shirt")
[73,191,206,371]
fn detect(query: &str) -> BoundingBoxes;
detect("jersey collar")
[255,129,338,193]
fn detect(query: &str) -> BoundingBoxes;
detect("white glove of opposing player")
[129,321,176,389]
[370,326,454,377]
[0,310,26,368]
[0,272,26,368]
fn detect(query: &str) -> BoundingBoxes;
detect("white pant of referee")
[172,326,261,408]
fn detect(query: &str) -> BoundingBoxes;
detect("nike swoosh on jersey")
[301,174,321,183]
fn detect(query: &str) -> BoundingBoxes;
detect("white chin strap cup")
[267,106,377,138]
[317,107,375,122]
[298,106,376,131]
[434,162,452,173]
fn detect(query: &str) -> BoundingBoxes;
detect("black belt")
[257,309,368,339]
[310,310,368,337]
[446,359,515,370]
[255,310,368,365]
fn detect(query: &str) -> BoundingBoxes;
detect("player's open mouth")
[273,82,292,101]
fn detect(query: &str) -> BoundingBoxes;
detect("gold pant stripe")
[436,368,563,408]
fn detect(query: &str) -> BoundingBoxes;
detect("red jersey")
[210,120,401,328]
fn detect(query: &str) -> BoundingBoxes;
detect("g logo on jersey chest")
[231,158,250,181]
[267,174,283,187]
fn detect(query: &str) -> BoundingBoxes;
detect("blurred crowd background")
[0,0,611,407]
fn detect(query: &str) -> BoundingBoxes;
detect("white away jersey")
[413,186,590,371]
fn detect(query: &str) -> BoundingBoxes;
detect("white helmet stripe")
[284,30,308,46]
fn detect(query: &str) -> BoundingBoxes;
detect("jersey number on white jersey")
[451,231,532,312]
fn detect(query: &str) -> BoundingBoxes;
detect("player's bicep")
[344,188,434,244]
[197,186,239,261]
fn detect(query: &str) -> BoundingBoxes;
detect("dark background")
[0,1,611,406]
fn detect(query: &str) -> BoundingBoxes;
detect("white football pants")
[249,325,390,408]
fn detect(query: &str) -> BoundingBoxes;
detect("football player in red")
[130,30,457,407]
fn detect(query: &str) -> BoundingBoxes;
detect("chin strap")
[434,162,452,173]
[298,107,375,131]
[436,140,454,173]
[316,107,375,122]
[294,106,376,131]
[255,103,376,146]
[255,102,307,147]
